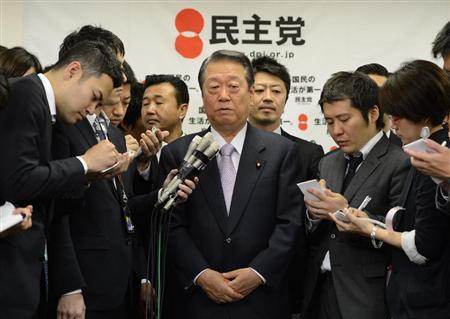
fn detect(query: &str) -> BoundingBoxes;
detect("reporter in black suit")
[331,60,450,318]
[0,41,122,319]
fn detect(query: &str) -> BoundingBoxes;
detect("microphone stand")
[145,134,219,319]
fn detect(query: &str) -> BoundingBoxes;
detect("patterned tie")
[342,153,363,192]
[219,144,236,214]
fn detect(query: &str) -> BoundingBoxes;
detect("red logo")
[175,8,204,59]
[298,113,308,131]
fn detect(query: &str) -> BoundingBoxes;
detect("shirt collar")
[345,130,383,160]
[37,73,56,123]
[210,123,248,155]
[273,126,282,135]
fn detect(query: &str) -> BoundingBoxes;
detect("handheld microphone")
[157,133,219,210]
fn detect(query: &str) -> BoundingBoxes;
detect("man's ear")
[369,105,380,124]
[178,103,188,121]
[63,61,82,81]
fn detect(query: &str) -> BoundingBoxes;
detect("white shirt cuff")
[76,156,88,174]
[193,269,208,285]
[401,230,427,265]
[249,267,266,284]
[141,278,150,284]
[137,161,152,181]
[306,209,321,231]
[63,289,82,296]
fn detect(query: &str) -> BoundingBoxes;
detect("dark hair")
[319,71,384,129]
[144,74,189,106]
[251,56,291,102]
[432,21,450,59]
[0,68,9,111]
[53,40,122,88]
[122,82,145,129]
[0,45,7,54]
[0,46,42,77]
[380,60,450,126]
[122,60,136,85]
[356,63,389,77]
[59,25,125,59]
[198,50,254,91]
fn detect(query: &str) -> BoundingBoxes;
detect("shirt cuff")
[141,279,150,284]
[401,230,427,265]
[63,289,82,296]
[76,156,88,175]
[137,161,152,181]
[249,267,266,284]
[305,209,321,231]
[193,269,208,285]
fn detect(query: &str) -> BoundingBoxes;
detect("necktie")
[92,117,135,233]
[219,144,236,214]
[342,153,363,192]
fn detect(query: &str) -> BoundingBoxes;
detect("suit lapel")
[344,135,389,202]
[199,157,229,235]
[227,126,265,235]
[324,152,346,194]
[76,118,98,148]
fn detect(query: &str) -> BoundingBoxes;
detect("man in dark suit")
[158,50,303,319]
[300,71,410,319]
[0,40,123,319]
[249,56,324,181]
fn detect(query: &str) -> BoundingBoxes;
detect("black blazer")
[279,128,323,313]
[388,130,402,147]
[158,125,304,319]
[48,119,133,311]
[301,134,410,319]
[387,128,450,319]
[0,75,85,318]
[280,128,324,181]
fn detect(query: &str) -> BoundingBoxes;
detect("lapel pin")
[256,160,261,169]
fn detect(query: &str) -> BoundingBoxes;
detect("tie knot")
[347,153,363,168]
[220,143,235,157]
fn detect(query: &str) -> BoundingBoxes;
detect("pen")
[358,196,372,210]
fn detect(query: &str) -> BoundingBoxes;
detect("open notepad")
[0,201,24,233]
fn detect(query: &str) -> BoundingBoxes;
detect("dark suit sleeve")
[307,144,324,180]
[248,142,304,287]
[0,81,86,203]
[48,123,86,297]
[415,173,450,260]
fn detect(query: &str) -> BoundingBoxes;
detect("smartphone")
[402,138,435,153]
[297,179,323,201]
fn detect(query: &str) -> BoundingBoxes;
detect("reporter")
[404,140,450,212]
[331,60,450,318]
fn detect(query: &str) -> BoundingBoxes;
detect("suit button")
[226,237,232,244]
[330,234,336,239]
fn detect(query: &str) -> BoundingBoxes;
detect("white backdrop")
[11,0,450,151]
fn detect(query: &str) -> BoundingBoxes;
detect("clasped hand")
[197,268,263,304]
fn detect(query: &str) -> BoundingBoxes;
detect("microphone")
[157,133,219,210]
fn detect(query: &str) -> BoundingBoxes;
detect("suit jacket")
[387,128,450,319]
[48,119,133,311]
[0,75,86,318]
[388,130,402,147]
[279,128,323,313]
[280,128,324,181]
[158,124,304,319]
[300,134,410,319]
